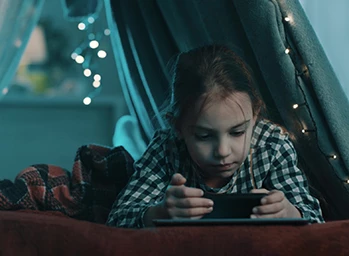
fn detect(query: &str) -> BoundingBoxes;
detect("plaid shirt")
[106,119,324,228]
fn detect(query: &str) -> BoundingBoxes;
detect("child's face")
[179,92,256,187]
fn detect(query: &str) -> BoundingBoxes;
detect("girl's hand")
[250,189,302,219]
[160,173,214,219]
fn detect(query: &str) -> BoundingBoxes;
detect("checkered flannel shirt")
[106,119,324,228]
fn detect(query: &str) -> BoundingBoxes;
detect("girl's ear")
[176,129,183,139]
[252,114,258,127]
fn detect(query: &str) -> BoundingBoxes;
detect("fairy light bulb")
[83,97,92,105]
[78,23,86,30]
[87,16,95,24]
[104,29,111,36]
[88,33,95,40]
[302,129,315,134]
[94,74,101,81]
[83,69,92,77]
[71,52,78,60]
[89,40,99,49]
[93,80,101,88]
[14,39,22,48]
[293,104,299,109]
[285,17,291,22]
[75,55,85,64]
[285,48,291,54]
[97,50,107,58]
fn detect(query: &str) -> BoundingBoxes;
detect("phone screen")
[202,193,267,219]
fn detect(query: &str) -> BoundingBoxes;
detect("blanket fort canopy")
[0,0,44,98]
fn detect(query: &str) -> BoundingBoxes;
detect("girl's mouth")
[212,163,234,171]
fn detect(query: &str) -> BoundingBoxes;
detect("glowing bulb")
[97,50,107,58]
[346,180,349,184]
[301,129,306,134]
[104,29,111,36]
[331,155,337,159]
[75,55,85,64]
[71,52,78,60]
[93,81,101,88]
[83,97,92,105]
[293,104,299,109]
[84,69,92,77]
[2,88,8,95]
[94,74,101,81]
[88,33,95,40]
[89,40,99,49]
[285,17,291,22]
[78,23,86,30]
[87,17,95,24]
[285,48,290,54]
[14,39,22,48]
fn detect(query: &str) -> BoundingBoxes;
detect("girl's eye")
[194,134,211,140]
[230,131,245,137]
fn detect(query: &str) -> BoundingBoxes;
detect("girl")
[106,44,324,228]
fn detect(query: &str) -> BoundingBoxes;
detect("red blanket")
[0,144,134,223]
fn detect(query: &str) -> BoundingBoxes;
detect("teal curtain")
[0,0,45,98]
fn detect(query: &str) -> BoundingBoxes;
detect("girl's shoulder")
[150,129,180,147]
[251,119,291,149]
[142,129,184,157]
[144,129,173,153]
[134,128,184,171]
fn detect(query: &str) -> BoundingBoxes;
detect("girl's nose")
[214,141,232,159]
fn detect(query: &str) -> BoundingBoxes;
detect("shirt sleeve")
[263,132,325,223]
[106,131,173,228]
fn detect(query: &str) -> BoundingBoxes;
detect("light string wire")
[71,6,110,105]
[282,15,345,182]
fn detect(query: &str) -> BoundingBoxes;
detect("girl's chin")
[202,167,238,179]
[202,172,235,188]
[208,163,239,173]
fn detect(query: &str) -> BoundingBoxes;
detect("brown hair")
[161,44,265,132]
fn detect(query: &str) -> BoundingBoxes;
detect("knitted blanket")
[0,144,134,224]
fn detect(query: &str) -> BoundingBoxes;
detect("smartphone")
[202,193,267,219]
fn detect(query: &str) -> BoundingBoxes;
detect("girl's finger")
[250,188,269,194]
[171,207,213,218]
[174,197,214,208]
[169,186,204,198]
[252,202,284,214]
[250,209,286,219]
[261,190,284,204]
[170,173,187,186]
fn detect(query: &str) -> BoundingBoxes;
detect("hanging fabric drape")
[105,0,177,143]
[0,0,45,98]
[106,0,275,144]
[60,0,103,20]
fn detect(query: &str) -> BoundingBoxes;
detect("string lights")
[70,10,110,106]
[292,103,306,109]
[282,14,348,185]
[301,129,315,134]
[328,154,337,159]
